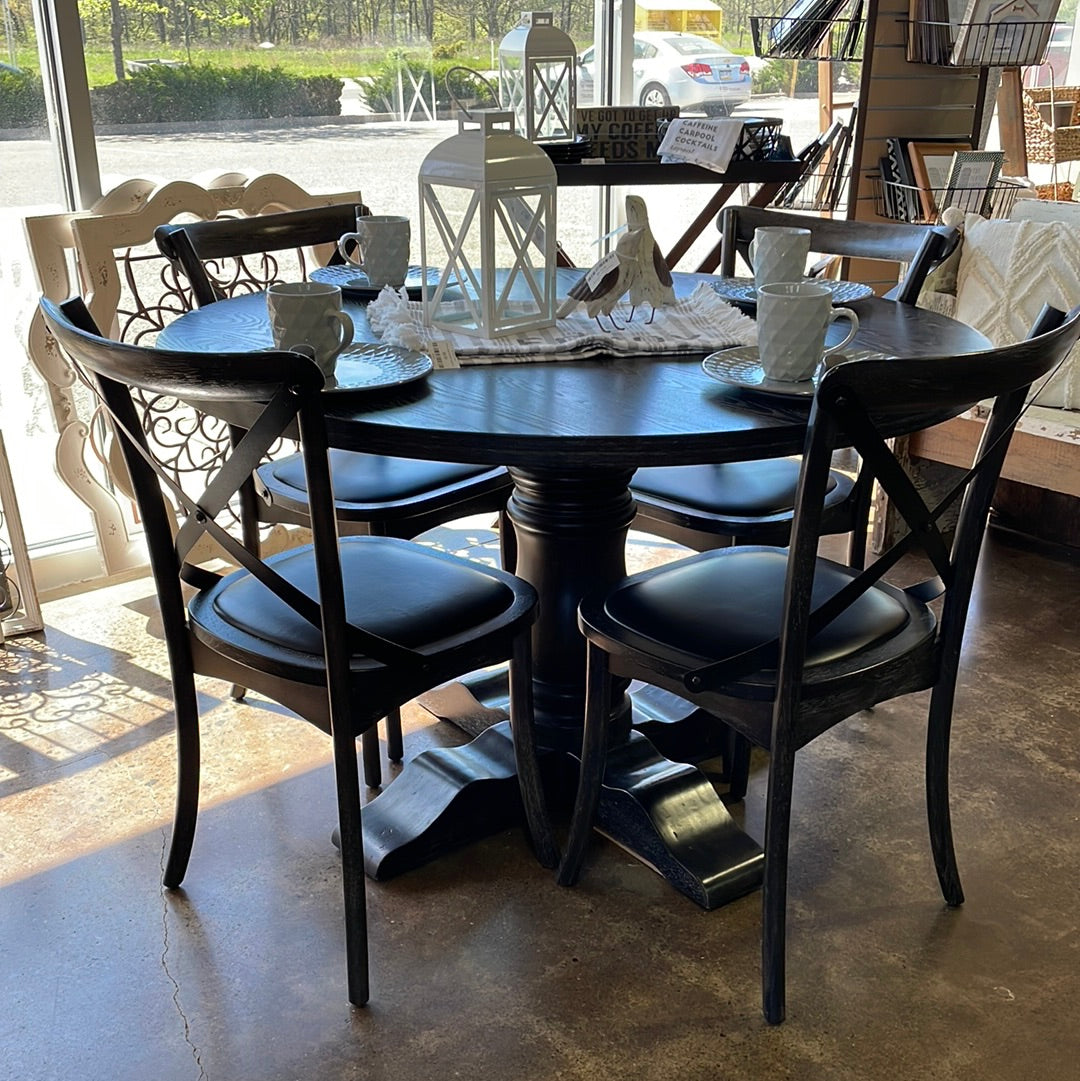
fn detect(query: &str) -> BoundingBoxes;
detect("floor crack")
[159,829,208,1081]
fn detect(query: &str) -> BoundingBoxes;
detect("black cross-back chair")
[156,207,516,787]
[630,209,960,798]
[631,208,960,575]
[40,295,556,1006]
[559,303,1080,1024]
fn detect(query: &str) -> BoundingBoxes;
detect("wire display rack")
[900,18,1058,67]
[750,16,865,60]
[873,178,1022,223]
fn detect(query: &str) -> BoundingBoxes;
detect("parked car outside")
[577,31,751,115]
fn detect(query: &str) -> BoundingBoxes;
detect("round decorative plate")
[311,264,436,301]
[702,346,884,399]
[711,277,875,307]
[326,343,433,393]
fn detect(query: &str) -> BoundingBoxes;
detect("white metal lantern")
[419,110,558,340]
[498,11,577,143]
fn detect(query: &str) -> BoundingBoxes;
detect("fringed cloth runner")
[367,282,757,365]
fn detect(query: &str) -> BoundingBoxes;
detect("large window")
[3,0,849,591]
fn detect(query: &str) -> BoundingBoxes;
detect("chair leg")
[163,674,201,889]
[498,506,517,574]
[361,728,382,788]
[926,679,965,907]
[333,735,370,1006]
[384,708,404,762]
[724,729,753,801]
[508,632,559,869]
[846,466,873,570]
[557,641,612,886]
[761,736,796,1025]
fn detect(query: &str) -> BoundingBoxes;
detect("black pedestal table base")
[362,465,765,908]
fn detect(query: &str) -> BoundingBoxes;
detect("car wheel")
[640,84,671,109]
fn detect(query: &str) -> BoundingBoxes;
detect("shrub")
[359,56,491,115]
[0,67,48,129]
[752,59,819,96]
[90,63,342,124]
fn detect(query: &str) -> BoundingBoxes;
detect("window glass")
[1,14,94,556]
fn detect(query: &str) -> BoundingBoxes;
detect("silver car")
[577,31,751,115]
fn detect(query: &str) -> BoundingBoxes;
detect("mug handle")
[328,310,354,361]
[337,231,365,268]
[823,306,859,357]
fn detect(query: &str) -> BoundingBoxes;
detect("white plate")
[702,346,884,399]
[326,343,433,393]
[711,277,875,307]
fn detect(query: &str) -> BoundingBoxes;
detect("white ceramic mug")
[749,226,811,291]
[336,214,411,289]
[266,281,353,376]
[756,281,859,383]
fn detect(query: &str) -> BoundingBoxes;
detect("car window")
[635,40,658,60]
[579,47,594,65]
[663,35,718,56]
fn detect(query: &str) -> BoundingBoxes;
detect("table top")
[157,274,990,469]
[553,159,806,187]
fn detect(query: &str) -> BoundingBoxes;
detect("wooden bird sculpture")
[556,226,640,330]
[624,194,675,324]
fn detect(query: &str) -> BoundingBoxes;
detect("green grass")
[7,41,500,87]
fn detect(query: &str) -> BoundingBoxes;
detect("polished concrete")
[1,521,1078,1081]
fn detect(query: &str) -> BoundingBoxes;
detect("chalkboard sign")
[575,106,680,161]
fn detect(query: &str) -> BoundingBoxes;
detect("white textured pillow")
[952,215,1080,408]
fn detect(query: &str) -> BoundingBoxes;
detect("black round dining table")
[157,275,990,907]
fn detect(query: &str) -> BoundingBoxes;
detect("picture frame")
[906,140,972,219]
[942,149,1005,217]
[949,0,1060,67]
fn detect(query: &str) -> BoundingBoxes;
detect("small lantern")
[498,11,577,143]
[419,110,558,340]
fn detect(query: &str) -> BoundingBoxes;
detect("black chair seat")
[632,460,828,516]
[195,536,518,671]
[595,547,918,681]
[258,452,504,517]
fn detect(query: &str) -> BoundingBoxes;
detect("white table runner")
[367,282,757,366]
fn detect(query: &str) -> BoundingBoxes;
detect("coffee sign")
[575,106,680,161]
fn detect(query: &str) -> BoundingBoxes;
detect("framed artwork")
[943,150,1005,216]
[950,0,1060,67]
[907,141,972,219]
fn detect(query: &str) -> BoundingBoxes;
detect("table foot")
[597,732,764,910]
[363,720,531,880]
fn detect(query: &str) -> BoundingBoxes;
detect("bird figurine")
[556,225,640,330]
[623,194,675,324]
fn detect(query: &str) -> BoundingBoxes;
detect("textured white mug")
[337,214,411,289]
[266,281,353,376]
[756,281,859,382]
[749,226,811,291]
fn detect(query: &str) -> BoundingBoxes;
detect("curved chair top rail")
[819,302,1080,423]
[40,295,325,404]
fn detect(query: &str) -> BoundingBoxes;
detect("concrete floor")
[1,520,1078,1081]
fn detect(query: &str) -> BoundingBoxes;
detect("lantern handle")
[444,66,501,122]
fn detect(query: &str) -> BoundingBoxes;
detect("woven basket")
[1022,88,1080,164]
[1035,180,1075,202]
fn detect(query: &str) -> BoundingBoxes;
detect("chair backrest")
[717,206,959,304]
[38,291,375,814]
[155,203,367,307]
[684,303,1080,695]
